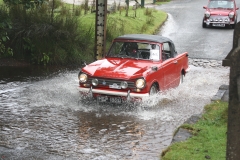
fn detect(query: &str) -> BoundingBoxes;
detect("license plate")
[109,83,121,89]
[109,97,122,103]
[97,96,122,103]
[97,96,108,102]
[212,23,225,27]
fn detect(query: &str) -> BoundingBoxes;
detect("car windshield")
[208,0,234,9]
[106,41,160,60]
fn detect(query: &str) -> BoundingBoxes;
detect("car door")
[147,44,165,89]
[161,42,180,89]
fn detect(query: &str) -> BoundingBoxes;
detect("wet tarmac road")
[0,0,235,159]
[156,0,240,60]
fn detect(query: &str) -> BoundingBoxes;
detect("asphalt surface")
[157,0,237,61]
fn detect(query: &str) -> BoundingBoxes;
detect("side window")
[108,42,124,57]
[162,42,171,61]
[163,43,170,52]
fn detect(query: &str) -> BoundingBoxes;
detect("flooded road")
[0,65,229,159]
[0,0,234,158]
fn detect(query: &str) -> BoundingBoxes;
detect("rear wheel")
[149,84,159,96]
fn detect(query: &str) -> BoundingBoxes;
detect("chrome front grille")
[87,78,135,88]
[209,16,229,23]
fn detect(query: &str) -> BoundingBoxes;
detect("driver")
[126,43,139,58]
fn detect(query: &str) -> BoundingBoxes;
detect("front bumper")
[78,86,150,99]
[204,21,233,26]
[203,16,235,26]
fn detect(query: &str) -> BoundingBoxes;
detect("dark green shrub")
[0,5,13,58]
[4,2,94,65]
[74,6,82,16]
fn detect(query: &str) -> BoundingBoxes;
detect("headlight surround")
[79,73,88,83]
[135,78,146,89]
[229,12,234,18]
[120,81,128,89]
[92,78,98,86]
[205,11,210,18]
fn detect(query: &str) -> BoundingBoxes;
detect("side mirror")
[203,6,207,9]
[236,7,239,10]
[151,66,158,71]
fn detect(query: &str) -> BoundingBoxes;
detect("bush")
[3,1,94,65]
[0,5,13,58]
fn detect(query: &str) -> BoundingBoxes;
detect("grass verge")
[161,101,228,160]
[80,7,167,38]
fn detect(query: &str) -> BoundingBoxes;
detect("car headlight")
[120,81,128,89]
[92,79,98,86]
[205,11,210,18]
[229,12,234,18]
[79,73,88,83]
[135,78,146,89]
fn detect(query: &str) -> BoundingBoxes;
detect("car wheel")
[231,20,237,29]
[149,84,159,96]
[202,20,206,28]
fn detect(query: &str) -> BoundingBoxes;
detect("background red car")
[202,0,239,28]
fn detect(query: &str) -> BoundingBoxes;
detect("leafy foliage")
[3,0,46,9]
[2,0,94,65]
[0,5,13,57]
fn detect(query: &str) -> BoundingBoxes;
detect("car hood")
[81,58,154,79]
[208,8,232,16]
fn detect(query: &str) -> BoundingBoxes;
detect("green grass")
[79,7,167,35]
[58,1,167,36]
[161,101,228,160]
[78,6,167,52]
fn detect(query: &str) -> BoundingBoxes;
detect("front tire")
[231,19,237,29]
[149,84,159,96]
[202,20,206,28]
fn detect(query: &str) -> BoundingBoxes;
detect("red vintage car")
[202,0,239,28]
[78,34,189,103]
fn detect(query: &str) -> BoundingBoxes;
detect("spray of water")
[0,66,229,159]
